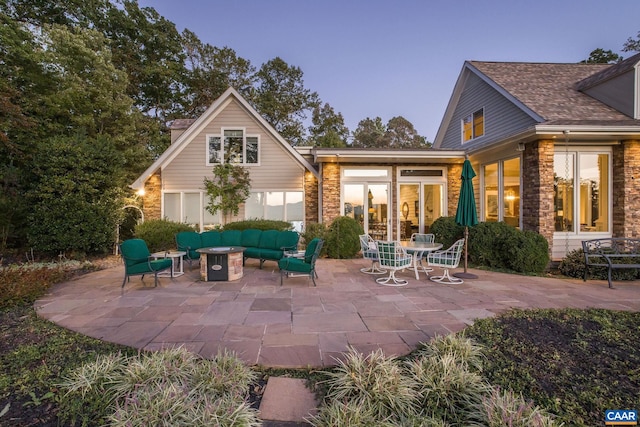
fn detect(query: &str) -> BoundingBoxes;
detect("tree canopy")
[308,103,350,147]
[351,116,429,148]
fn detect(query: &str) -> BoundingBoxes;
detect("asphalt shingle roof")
[469,60,633,123]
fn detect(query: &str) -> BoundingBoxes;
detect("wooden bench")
[582,238,640,288]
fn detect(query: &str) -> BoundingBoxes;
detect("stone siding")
[321,163,341,224]
[613,140,640,238]
[521,140,555,253]
[304,171,319,224]
[142,171,162,221]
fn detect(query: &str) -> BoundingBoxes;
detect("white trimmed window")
[462,108,484,142]
[163,192,222,231]
[553,149,610,233]
[207,128,259,165]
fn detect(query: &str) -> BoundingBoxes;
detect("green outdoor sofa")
[176,229,300,268]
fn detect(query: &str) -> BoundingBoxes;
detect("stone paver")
[259,377,318,424]
[34,257,640,368]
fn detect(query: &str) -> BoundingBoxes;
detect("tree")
[351,117,386,148]
[251,57,320,146]
[308,102,349,147]
[203,164,251,225]
[385,116,428,148]
[580,48,622,64]
[623,30,640,53]
[26,134,125,254]
[100,0,185,123]
[181,29,255,117]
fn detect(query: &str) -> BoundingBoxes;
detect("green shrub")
[300,222,328,255]
[502,230,549,274]
[134,219,196,253]
[58,347,260,426]
[26,135,126,256]
[324,216,363,259]
[464,221,549,274]
[223,218,293,231]
[430,216,464,250]
[301,222,327,246]
[468,221,515,268]
[559,248,638,281]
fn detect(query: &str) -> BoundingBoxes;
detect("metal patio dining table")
[401,241,443,280]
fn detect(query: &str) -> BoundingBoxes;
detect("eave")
[311,148,466,164]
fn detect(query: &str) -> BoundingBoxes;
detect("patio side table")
[150,251,186,278]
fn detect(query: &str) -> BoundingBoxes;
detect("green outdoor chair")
[278,238,324,286]
[119,239,173,288]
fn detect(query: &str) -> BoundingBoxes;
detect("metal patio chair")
[359,234,386,275]
[375,241,413,286]
[426,238,465,284]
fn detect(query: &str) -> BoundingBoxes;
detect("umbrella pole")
[464,226,468,273]
[453,226,478,280]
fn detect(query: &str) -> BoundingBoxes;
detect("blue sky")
[139,0,639,142]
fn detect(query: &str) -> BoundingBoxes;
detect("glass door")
[399,183,444,239]
[344,183,390,240]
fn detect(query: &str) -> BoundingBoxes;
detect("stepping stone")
[259,377,318,425]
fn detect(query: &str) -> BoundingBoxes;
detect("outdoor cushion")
[176,231,201,258]
[243,246,262,259]
[126,259,172,275]
[276,230,299,251]
[221,230,242,246]
[120,238,172,288]
[259,230,280,250]
[200,230,222,248]
[241,229,262,248]
[277,257,311,273]
[260,248,284,261]
[303,238,321,263]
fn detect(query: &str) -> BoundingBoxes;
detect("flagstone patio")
[34,258,640,368]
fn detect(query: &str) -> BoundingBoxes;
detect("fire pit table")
[197,247,245,281]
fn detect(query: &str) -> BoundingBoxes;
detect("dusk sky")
[138,0,640,142]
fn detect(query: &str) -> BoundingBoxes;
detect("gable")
[581,69,635,118]
[131,87,318,190]
[437,71,537,150]
[162,98,307,191]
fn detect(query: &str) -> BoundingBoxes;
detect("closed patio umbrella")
[454,159,478,279]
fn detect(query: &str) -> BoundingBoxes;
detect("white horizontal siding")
[162,99,304,192]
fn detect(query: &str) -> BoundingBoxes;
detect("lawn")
[1,259,639,426]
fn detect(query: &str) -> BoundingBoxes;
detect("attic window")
[207,128,259,165]
[462,108,484,142]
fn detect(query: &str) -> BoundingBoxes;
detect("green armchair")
[278,238,324,286]
[119,239,173,288]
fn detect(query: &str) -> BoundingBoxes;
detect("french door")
[398,182,444,239]
[343,183,391,240]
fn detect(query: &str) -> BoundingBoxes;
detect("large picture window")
[245,191,304,231]
[207,128,259,165]
[163,192,221,231]
[554,150,609,233]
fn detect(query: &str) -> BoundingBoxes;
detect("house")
[434,53,640,259]
[132,54,640,261]
[131,87,320,232]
